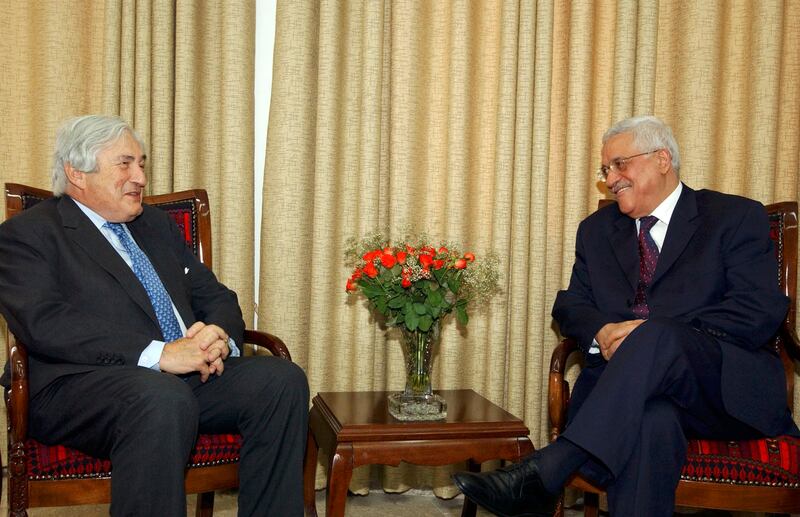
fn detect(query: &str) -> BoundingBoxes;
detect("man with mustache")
[454,115,798,516]
[0,115,309,516]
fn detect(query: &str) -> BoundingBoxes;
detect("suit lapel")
[58,197,160,327]
[652,185,700,286]
[610,211,639,290]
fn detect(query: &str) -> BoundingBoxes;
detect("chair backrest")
[4,183,213,268]
[597,198,799,406]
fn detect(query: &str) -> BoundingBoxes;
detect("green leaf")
[360,283,384,298]
[427,290,443,308]
[388,296,407,308]
[448,275,461,294]
[456,305,469,325]
[405,311,419,331]
[413,302,428,315]
[418,315,433,332]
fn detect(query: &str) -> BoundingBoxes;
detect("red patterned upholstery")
[682,436,800,487]
[26,434,242,480]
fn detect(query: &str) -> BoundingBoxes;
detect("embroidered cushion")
[682,436,800,487]
[26,433,242,480]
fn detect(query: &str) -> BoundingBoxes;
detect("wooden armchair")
[548,200,800,516]
[2,183,292,517]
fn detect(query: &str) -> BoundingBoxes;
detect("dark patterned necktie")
[632,215,660,319]
[105,222,183,342]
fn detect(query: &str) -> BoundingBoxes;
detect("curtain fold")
[262,0,800,498]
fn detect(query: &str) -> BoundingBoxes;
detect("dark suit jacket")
[0,195,245,397]
[552,185,793,436]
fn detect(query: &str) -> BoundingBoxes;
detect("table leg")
[303,427,319,517]
[460,459,481,517]
[326,444,354,517]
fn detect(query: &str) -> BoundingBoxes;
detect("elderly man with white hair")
[454,115,799,517]
[0,114,309,516]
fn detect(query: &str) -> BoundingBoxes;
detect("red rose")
[363,261,378,278]
[346,278,357,291]
[396,251,407,264]
[418,253,433,269]
[433,259,444,270]
[380,253,397,268]
[362,250,381,262]
[405,244,416,254]
[464,252,475,262]
[438,246,449,255]
[454,258,467,269]
[401,277,412,288]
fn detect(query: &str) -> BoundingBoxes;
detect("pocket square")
[184,267,189,274]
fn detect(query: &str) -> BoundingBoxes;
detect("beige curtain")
[1,0,255,446]
[261,0,800,497]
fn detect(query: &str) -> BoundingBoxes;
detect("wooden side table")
[303,389,534,517]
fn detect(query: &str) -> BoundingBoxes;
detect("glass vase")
[388,321,448,420]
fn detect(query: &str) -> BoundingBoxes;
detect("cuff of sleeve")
[228,337,241,357]
[588,338,600,354]
[138,341,166,370]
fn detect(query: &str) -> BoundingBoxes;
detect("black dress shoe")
[452,455,558,517]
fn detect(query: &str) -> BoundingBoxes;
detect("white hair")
[52,115,146,196]
[603,115,681,176]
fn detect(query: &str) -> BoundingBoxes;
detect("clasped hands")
[595,319,646,361]
[159,322,230,382]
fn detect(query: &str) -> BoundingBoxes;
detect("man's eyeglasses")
[597,149,662,181]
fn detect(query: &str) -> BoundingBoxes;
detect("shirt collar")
[644,182,682,226]
[69,196,112,231]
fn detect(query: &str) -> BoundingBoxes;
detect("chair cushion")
[682,436,800,487]
[26,433,242,480]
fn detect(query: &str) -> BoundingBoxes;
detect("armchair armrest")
[6,332,30,446]
[548,338,580,443]
[243,329,292,361]
[779,320,800,361]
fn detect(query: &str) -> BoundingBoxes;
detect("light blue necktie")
[105,222,183,342]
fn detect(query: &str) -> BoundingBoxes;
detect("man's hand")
[159,322,230,382]
[595,320,646,361]
[186,322,230,362]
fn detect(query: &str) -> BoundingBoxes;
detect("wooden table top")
[312,389,530,442]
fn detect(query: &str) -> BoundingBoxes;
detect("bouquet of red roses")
[345,232,499,333]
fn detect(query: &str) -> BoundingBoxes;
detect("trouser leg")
[191,356,310,517]
[29,367,199,516]
[562,318,725,477]
[561,318,761,515]
[605,397,686,517]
